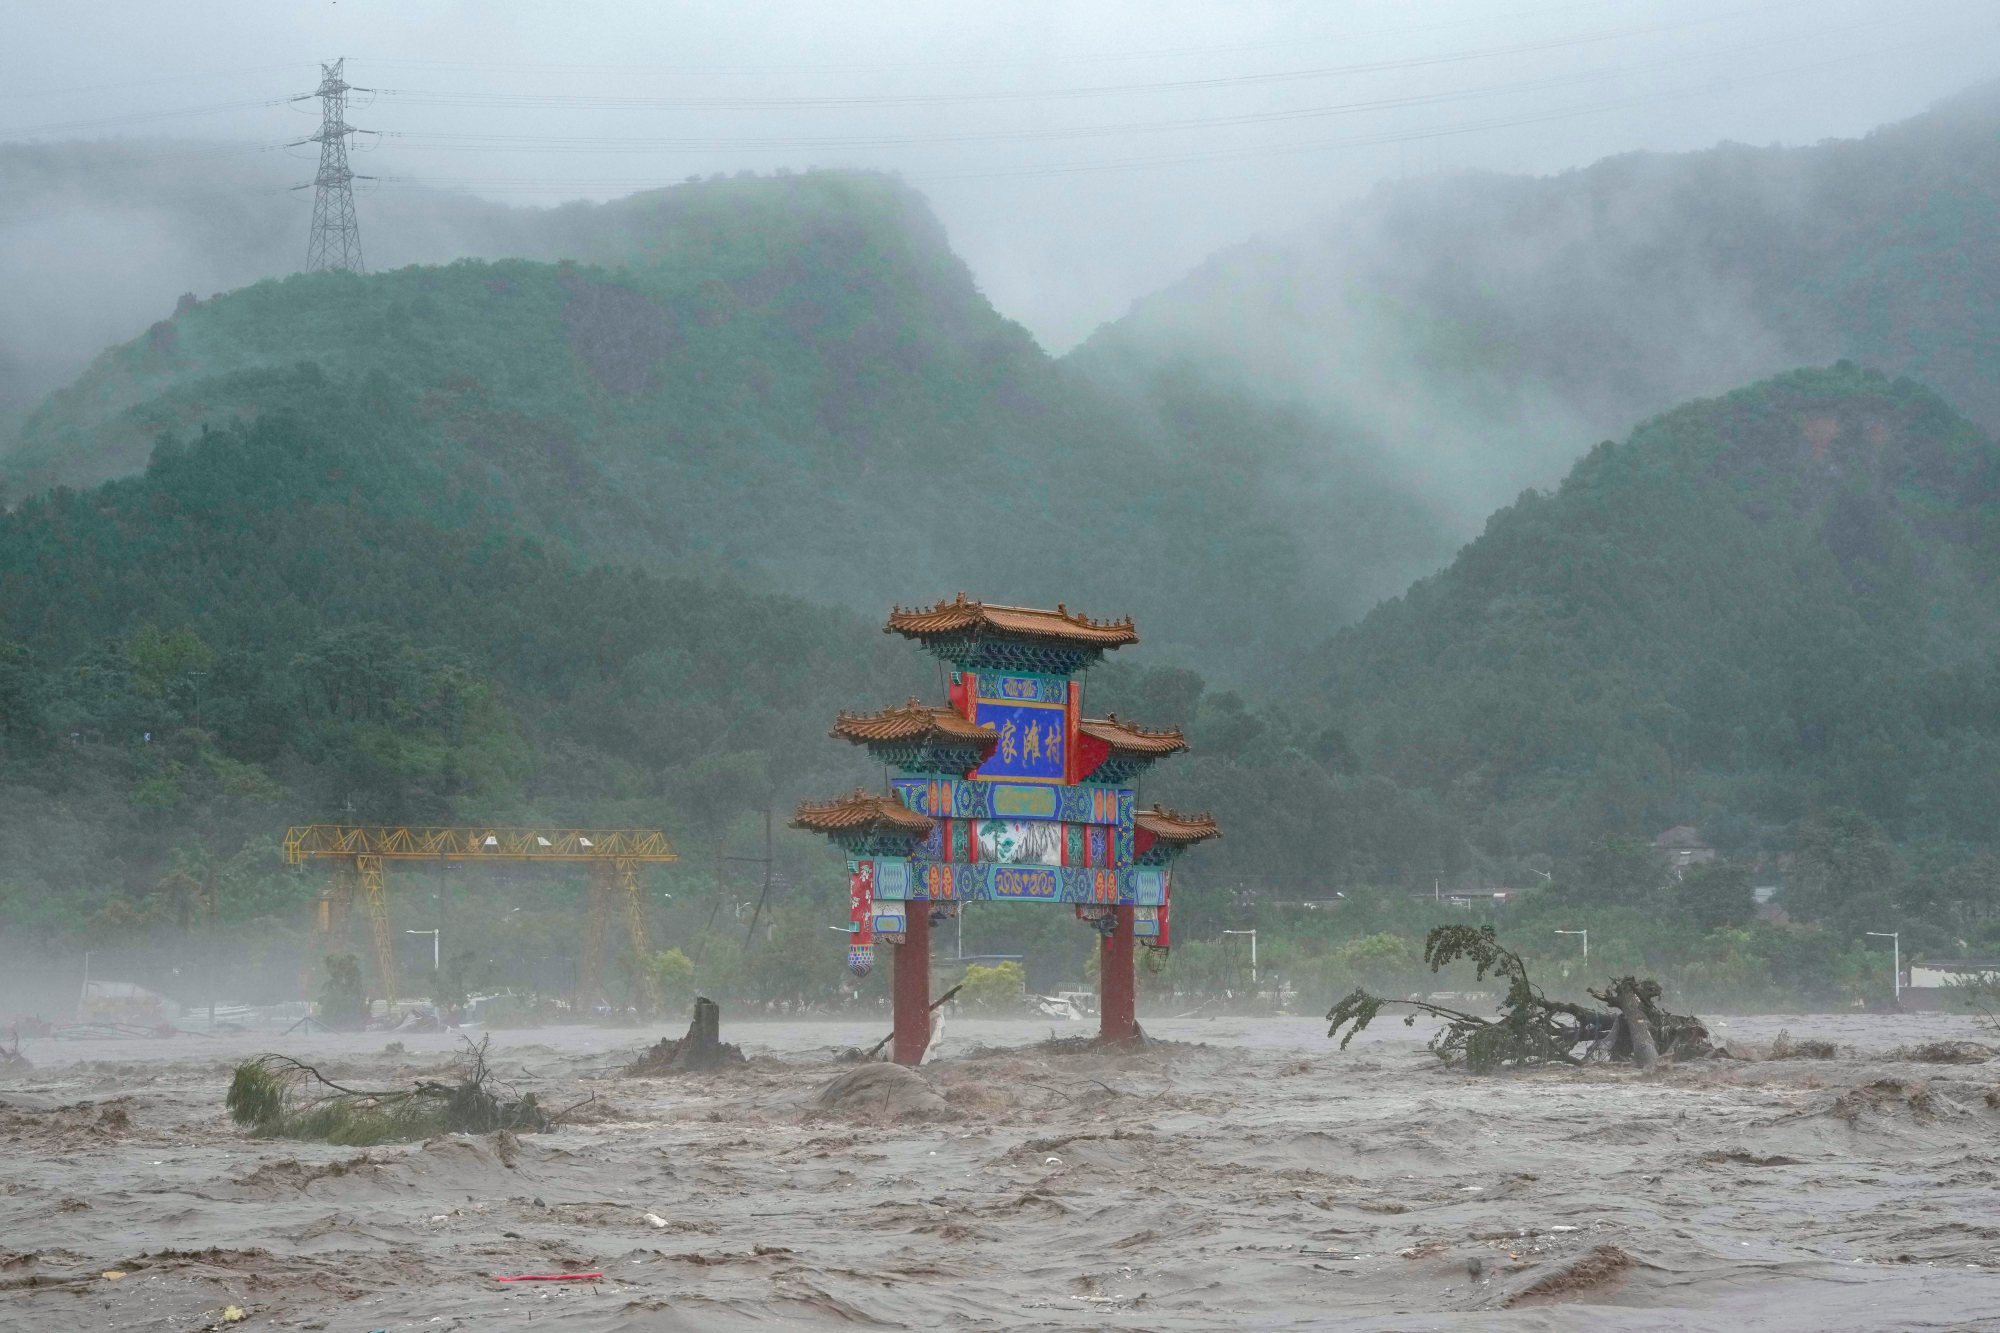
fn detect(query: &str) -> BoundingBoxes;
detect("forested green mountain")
[1,170,1442,674]
[0,378,930,924]
[1286,365,2000,881]
[1067,364,2000,993]
[1082,82,2000,533]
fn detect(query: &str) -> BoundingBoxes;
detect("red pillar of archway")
[1099,904,1138,1044]
[892,906,932,1066]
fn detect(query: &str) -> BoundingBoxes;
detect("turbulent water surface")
[3,1012,1998,1330]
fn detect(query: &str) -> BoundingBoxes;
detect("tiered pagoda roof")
[832,699,998,748]
[1134,806,1222,846]
[790,790,936,837]
[887,595,1136,670]
[1079,714,1188,757]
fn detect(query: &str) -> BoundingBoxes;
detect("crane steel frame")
[285,826,677,1013]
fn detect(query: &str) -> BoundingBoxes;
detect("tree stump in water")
[684,997,723,1069]
[626,997,744,1075]
[1614,981,1658,1070]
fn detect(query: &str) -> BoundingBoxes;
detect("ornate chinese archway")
[793,595,1218,1064]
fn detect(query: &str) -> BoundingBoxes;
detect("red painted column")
[1099,905,1138,1044]
[892,906,933,1066]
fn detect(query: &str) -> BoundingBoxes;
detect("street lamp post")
[406,928,440,972]
[1221,929,1258,987]
[1866,931,1901,1005]
[1554,929,1588,967]
[77,950,98,1024]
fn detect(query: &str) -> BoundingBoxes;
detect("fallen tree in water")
[226,1035,551,1144]
[1326,925,1710,1072]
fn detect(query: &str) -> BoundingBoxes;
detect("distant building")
[1653,825,1717,873]
[1903,960,2000,1012]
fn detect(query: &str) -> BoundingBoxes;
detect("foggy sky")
[6,0,2000,351]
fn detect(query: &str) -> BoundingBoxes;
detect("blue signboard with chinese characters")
[970,674,1066,783]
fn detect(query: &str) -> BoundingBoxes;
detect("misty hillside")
[0,369,1333,961]
[0,141,522,431]
[0,170,1442,671]
[0,143,934,431]
[1079,82,2000,532]
[1290,364,2000,871]
[0,378,928,927]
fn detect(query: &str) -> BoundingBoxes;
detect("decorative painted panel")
[871,900,908,936]
[976,820,1064,866]
[875,859,911,901]
[1131,868,1167,906]
[894,777,1132,824]
[846,859,876,973]
[967,672,1067,704]
[992,866,1062,899]
[903,860,1142,904]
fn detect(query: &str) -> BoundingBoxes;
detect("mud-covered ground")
[3,1011,1999,1331]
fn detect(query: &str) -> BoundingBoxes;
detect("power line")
[362,10,1806,114]
[361,15,1996,194]
[0,62,311,103]
[346,3,1926,160]
[346,0,1642,77]
[1,96,285,139]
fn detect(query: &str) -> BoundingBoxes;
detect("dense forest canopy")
[2,171,1442,677]
[1302,366,2000,853]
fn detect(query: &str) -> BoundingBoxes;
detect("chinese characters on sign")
[972,674,1066,783]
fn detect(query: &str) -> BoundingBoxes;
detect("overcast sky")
[7,0,1999,349]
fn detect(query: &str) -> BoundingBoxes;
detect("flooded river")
[3,1010,1998,1330]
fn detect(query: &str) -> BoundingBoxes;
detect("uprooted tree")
[226,1035,552,1144]
[1326,925,1710,1072]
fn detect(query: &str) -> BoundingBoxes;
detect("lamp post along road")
[1554,929,1589,967]
[77,950,98,1024]
[406,928,440,972]
[1866,931,1901,1004]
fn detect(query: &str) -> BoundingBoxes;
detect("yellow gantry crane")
[284,825,678,1013]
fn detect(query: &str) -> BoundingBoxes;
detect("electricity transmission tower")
[292,57,370,273]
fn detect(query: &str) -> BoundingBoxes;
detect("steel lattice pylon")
[295,57,367,273]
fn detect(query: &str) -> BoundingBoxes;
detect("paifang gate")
[792,595,1219,1065]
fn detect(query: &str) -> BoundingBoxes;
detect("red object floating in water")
[493,1273,602,1282]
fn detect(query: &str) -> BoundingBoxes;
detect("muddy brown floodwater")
[4,1011,2000,1331]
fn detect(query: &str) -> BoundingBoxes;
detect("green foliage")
[316,954,367,1030]
[650,947,696,1008]
[225,1040,546,1144]
[1326,925,1708,1072]
[957,960,1027,1011]
[224,1058,286,1132]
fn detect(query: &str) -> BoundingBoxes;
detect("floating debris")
[1327,925,1709,1072]
[226,1036,549,1145]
